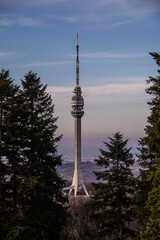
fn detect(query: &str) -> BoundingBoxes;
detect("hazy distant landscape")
[59,155,140,182]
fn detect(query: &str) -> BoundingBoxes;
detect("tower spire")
[76,33,79,86]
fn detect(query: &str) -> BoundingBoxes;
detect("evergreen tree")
[0,69,20,239]
[139,161,160,240]
[134,138,155,226]
[87,132,135,240]
[7,71,67,240]
[144,52,160,157]
[137,52,160,239]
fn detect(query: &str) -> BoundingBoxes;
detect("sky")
[0,0,160,155]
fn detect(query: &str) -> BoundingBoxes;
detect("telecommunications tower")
[69,34,89,197]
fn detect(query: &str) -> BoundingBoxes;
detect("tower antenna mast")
[76,33,79,86]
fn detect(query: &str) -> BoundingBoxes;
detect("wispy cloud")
[98,19,136,29]
[47,81,146,99]
[0,0,68,6]
[48,86,73,94]
[72,52,147,59]
[18,17,43,27]
[0,18,13,26]
[48,15,78,23]
[88,0,160,14]
[84,83,146,97]
[0,14,77,27]
[80,13,137,29]
[0,15,48,27]
[2,0,159,12]
[0,51,17,57]
[15,60,74,68]
[0,14,135,30]
[0,0,158,30]
[82,0,160,30]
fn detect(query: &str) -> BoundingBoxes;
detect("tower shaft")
[75,117,81,183]
[69,118,89,197]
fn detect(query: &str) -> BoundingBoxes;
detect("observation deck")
[71,86,84,118]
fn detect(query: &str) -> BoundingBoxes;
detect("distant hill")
[58,159,140,183]
[58,161,103,183]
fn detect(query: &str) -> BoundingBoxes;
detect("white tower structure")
[69,34,89,197]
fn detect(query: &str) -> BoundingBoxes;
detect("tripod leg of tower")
[82,182,89,197]
[74,184,78,197]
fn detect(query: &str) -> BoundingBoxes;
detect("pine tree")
[87,132,135,240]
[7,71,67,240]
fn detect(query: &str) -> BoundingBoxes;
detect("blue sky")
[0,0,160,155]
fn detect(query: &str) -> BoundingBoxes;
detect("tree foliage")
[134,137,155,226]
[136,52,160,239]
[139,161,160,239]
[87,132,135,240]
[0,69,20,239]
[144,52,160,157]
[0,70,67,240]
